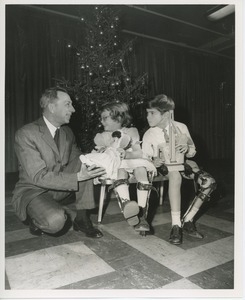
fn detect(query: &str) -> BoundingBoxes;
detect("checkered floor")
[4,162,238,296]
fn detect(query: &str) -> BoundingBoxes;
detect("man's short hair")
[40,87,68,109]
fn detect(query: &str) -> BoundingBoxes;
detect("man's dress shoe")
[29,221,44,236]
[73,216,103,238]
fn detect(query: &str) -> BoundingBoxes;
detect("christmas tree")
[56,5,148,153]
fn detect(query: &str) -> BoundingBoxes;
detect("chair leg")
[98,184,106,224]
[159,181,164,205]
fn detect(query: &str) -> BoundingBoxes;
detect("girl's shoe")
[134,217,150,232]
[122,200,139,226]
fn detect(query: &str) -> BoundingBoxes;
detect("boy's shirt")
[142,121,196,159]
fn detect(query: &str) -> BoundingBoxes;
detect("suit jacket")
[12,117,82,221]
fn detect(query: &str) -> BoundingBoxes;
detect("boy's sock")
[171,211,181,227]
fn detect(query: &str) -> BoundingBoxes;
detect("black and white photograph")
[1,0,243,299]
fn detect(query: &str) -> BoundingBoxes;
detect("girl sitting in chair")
[88,102,156,233]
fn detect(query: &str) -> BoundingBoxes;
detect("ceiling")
[26,4,235,60]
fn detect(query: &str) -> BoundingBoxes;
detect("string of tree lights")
[56,5,148,153]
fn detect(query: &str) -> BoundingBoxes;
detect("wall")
[5,5,235,172]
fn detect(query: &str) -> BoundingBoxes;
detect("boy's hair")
[40,87,68,109]
[100,102,132,127]
[147,94,175,113]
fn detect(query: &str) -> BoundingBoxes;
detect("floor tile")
[4,161,235,291]
[160,278,202,289]
[188,261,234,289]
[5,271,11,290]
[153,222,232,251]
[114,259,182,289]
[73,229,182,289]
[151,212,172,226]
[101,221,186,262]
[197,214,234,234]
[104,199,120,215]
[5,229,41,243]
[156,236,234,278]
[5,214,27,232]
[191,236,234,265]
[5,242,114,289]
[6,230,93,257]
[58,271,137,289]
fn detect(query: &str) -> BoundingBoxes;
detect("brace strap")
[108,178,129,191]
[137,182,159,195]
[184,162,193,176]
[198,191,211,202]
[194,170,216,191]
[194,171,203,182]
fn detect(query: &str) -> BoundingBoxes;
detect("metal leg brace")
[110,179,140,226]
[134,174,158,236]
[182,170,217,224]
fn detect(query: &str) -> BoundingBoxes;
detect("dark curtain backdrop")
[5,6,235,172]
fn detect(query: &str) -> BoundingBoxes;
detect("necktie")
[163,129,169,143]
[54,128,60,150]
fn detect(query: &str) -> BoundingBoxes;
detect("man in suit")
[12,87,106,238]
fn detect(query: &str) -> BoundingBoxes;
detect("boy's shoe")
[29,219,44,236]
[169,225,182,245]
[182,221,204,239]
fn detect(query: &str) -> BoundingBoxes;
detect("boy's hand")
[176,144,189,154]
[77,164,106,181]
[152,157,165,167]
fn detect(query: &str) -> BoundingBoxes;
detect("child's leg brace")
[134,174,158,232]
[181,167,217,222]
[109,179,139,226]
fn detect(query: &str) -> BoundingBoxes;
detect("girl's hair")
[147,94,175,114]
[40,87,68,109]
[100,102,132,127]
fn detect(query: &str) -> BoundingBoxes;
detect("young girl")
[94,102,156,232]
[142,94,216,245]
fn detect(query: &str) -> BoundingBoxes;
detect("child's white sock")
[137,181,149,207]
[171,211,181,227]
[115,184,130,200]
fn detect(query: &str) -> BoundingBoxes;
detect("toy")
[79,130,132,182]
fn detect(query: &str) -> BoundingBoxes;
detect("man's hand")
[117,147,126,159]
[94,146,106,153]
[77,164,106,181]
